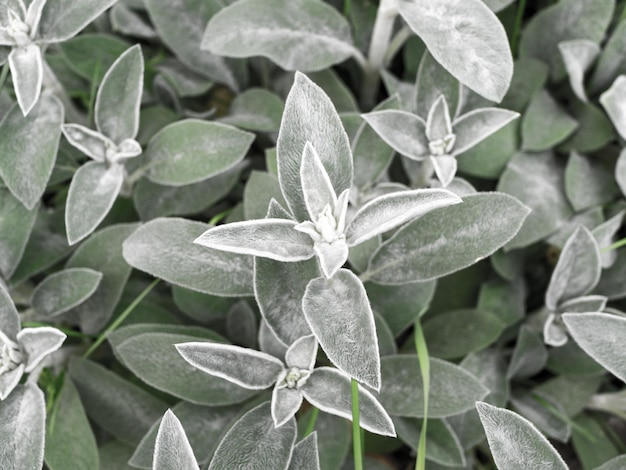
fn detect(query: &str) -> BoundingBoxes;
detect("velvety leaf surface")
[8,44,43,116]
[563,313,626,383]
[59,34,131,84]
[378,355,488,418]
[297,410,349,470]
[38,0,119,42]
[507,326,548,379]
[565,151,619,211]
[361,110,428,160]
[415,51,461,118]
[398,0,513,102]
[123,218,254,296]
[287,433,320,470]
[476,402,568,470]
[452,108,519,155]
[31,268,102,317]
[393,417,465,467]
[364,193,529,284]
[219,88,284,132]
[208,402,296,470]
[559,39,599,103]
[44,380,98,470]
[0,188,38,278]
[600,75,626,140]
[145,120,254,186]
[152,410,197,470]
[0,94,64,209]
[521,89,578,151]
[202,0,356,72]
[302,269,381,390]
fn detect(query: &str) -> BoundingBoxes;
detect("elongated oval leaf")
[203,0,356,72]
[346,188,462,246]
[303,269,380,390]
[0,93,63,209]
[38,0,119,43]
[44,380,98,470]
[397,0,513,102]
[8,44,43,116]
[452,108,519,155]
[361,110,428,160]
[277,72,352,221]
[378,355,488,417]
[209,402,296,470]
[153,410,197,470]
[145,120,253,186]
[0,188,38,278]
[176,342,283,390]
[110,328,258,406]
[31,268,102,317]
[476,402,568,470]
[563,313,626,383]
[600,75,626,140]
[65,161,125,245]
[123,218,254,297]
[365,193,529,284]
[95,44,144,142]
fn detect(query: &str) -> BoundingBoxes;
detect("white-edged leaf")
[31,268,102,317]
[202,0,356,72]
[560,295,607,314]
[277,72,352,221]
[38,0,118,43]
[95,44,144,142]
[176,342,283,390]
[122,218,254,297]
[346,188,462,246]
[397,0,513,102]
[209,402,296,470]
[153,410,197,470]
[592,211,624,268]
[559,39,600,103]
[287,433,320,470]
[476,401,568,470]
[378,355,488,418]
[301,142,337,221]
[145,119,254,186]
[365,192,529,284]
[285,335,317,371]
[431,155,457,188]
[61,124,110,161]
[302,269,380,390]
[17,327,66,372]
[65,161,124,245]
[194,219,314,262]
[8,44,43,116]
[272,387,303,428]
[0,365,24,401]
[545,226,601,311]
[361,110,428,160]
[259,320,288,361]
[0,93,64,209]
[300,367,395,437]
[452,108,519,155]
[563,313,626,383]
[110,3,158,39]
[415,50,461,118]
[0,188,38,279]
[600,75,626,140]
[0,384,45,470]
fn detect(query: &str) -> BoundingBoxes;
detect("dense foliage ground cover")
[1,0,626,469]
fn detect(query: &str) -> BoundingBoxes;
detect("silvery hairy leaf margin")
[176,335,396,437]
[0,0,118,115]
[362,94,519,186]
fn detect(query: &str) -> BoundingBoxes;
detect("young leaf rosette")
[176,335,395,437]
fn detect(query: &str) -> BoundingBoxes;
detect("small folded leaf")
[272,387,303,428]
[300,367,395,437]
[95,44,144,142]
[365,193,529,284]
[208,402,296,470]
[38,0,119,43]
[123,218,254,297]
[0,384,45,470]
[545,226,601,311]
[145,120,254,186]
[0,277,20,341]
[565,151,619,212]
[285,335,317,371]
[202,0,356,72]
[8,44,43,116]
[287,433,320,470]
[346,188,461,246]
[600,75,626,140]
[17,327,66,372]
[61,124,110,161]
[300,142,337,221]
[397,0,513,102]
[431,155,457,187]
[476,401,568,470]
[507,326,548,379]
[31,268,102,316]
[65,161,125,245]
[302,269,381,390]
[153,410,197,470]
[176,342,283,390]
[426,95,452,142]
[415,51,461,118]
[559,39,600,103]
[0,93,64,209]
[194,219,314,262]
[277,72,352,221]
[563,313,626,383]
[361,110,428,160]
[452,108,519,155]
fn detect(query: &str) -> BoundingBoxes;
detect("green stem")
[351,378,364,470]
[0,64,9,97]
[209,208,234,226]
[83,279,159,359]
[510,0,527,56]
[602,237,626,252]
[414,319,430,470]
[343,0,351,16]
[303,407,319,437]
